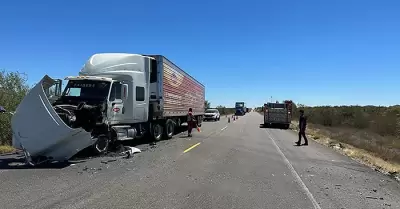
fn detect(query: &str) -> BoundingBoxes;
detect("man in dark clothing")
[296,109,308,146]
[187,108,196,137]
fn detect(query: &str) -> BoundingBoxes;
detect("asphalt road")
[1,112,399,209]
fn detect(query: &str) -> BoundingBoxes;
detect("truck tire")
[164,119,175,139]
[93,134,109,154]
[151,123,163,141]
[284,124,290,130]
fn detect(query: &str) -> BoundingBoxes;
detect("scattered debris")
[121,146,141,159]
[101,159,117,164]
[365,196,384,200]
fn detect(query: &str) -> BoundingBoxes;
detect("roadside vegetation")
[255,103,400,175]
[204,101,236,115]
[0,70,30,154]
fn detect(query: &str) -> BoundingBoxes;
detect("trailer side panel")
[160,56,205,117]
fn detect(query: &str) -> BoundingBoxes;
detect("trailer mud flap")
[11,75,94,162]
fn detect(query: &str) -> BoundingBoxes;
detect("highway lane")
[1,112,399,209]
[0,115,232,209]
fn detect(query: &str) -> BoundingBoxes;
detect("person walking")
[187,108,196,137]
[296,109,308,146]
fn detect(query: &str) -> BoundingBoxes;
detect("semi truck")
[11,53,205,165]
[235,102,246,116]
[263,100,293,129]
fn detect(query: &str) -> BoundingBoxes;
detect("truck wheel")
[284,124,290,130]
[151,123,163,141]
[93,134,109,154]
[164,119,175,139]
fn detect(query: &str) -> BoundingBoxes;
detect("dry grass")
[0,145,15,154]
[290,121,400,176]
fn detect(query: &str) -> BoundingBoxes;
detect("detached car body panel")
[11,75,93,163]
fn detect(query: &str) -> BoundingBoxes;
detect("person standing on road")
[187,108,196,137]
[296,109,308,146]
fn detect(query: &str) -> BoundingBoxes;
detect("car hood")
[11,75,94,163]
[204,113,218,116]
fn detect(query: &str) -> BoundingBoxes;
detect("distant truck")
[263,100,293,129]
[12,53,205,165]
[235,102,246,116]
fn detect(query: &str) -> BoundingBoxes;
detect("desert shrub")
[0,70,30,145]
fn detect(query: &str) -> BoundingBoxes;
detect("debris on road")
[365,196,384,200]
[101,159,117,164]
[121,146,141,159]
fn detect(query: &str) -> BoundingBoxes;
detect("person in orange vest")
[187,108,196,137]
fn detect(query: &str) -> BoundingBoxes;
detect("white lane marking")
[221,126,228,131]
[265,130,322,209]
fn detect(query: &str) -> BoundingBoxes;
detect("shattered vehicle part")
[121,146,141,158]
[11,75,95,166]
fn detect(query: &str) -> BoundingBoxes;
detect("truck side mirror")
[121,84,129,101]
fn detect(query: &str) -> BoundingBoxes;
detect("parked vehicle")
[263,100,293,129]
[11,53,205,165]
[204,109,220,121]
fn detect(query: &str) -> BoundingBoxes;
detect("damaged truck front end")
[12,75,114,166]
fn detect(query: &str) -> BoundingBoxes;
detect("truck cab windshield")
[235,103,244,107]
[267,103,286,109]
[61,80,111,101]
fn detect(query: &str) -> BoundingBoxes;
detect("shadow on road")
[0,125,193,170]
[0,154,80,170]
[259,124,290,130]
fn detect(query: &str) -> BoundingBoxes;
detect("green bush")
[0,70,30,145]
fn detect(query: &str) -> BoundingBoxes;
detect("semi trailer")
[11,53,205,165]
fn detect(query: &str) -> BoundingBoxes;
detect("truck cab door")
[107,82,125,123]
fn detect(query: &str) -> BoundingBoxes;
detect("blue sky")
[1,0,399,108]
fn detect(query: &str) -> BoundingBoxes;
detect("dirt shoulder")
[289,120,400,181]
